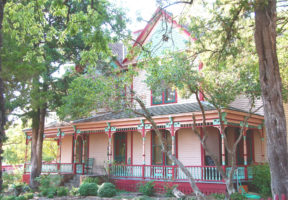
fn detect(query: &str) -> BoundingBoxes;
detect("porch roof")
[73,102,260,124]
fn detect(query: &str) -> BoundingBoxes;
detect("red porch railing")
[110,164,253,182]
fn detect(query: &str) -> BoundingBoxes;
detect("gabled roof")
[122,7,194,65]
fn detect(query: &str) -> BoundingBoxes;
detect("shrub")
[230,192,246,200]
[70,187,79,196]
[47,193,54,199]
[138,181,155,196]
[15,196,25,200]
[251,164,271,197]
[57,186,68,197]
[11,183,26,196]
[35,174,61,197]
[2,196,16,200]
[98,182,117,197]
[23,193,34,200]
[164,184,178,197]
[79,183,98,196]
[2,170,22,191]
[211,193,226,200]
[82,177,100,184]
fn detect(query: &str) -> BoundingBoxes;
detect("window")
[152,88,176,105]
[114,132,127,164]
[152,130,172,165]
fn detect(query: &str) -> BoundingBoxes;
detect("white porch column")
[243,129,248,166]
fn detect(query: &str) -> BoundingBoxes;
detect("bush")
[57,186,68,197]
[164,184,178,197]
[98,182,117,197]
[211,193,226,199]
[23,193,34,200]
[70,187,79,196]
[11,183,26,196]
[2,170,22,191]
[251,164,271,197]
[138,181,155,196]
[79,183,98,196]
[82,177,100,184]
[2,196,16,200]
[230,192,246,200]
[35,174,61,197]
[15,196,25,200]
[47,193,54,199]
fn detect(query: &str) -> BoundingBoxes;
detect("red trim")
[122,7,194,65]
[131,131,133,165]
[71,133,75,164]
[87,134,90,159]
[151,89,178,106]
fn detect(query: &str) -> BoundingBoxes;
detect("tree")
[2,0,126,188]
[158,0,288,196]
[254,0,288,196]
[0,0,7,192]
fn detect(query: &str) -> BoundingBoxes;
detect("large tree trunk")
[30,107,46,189]
[254,0,288,197]
[0,0,6,192]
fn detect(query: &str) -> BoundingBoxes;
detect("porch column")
[165,117,181,165]
[137,120,152,179]
[105,123,116,165]
[243,129,248,166]
[24,135,29,174]
[218,127,226,166]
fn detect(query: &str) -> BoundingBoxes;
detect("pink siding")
[133,70,197,109]
[60,135,72,163]
[229,94,264,115]
[132,131,143,165]
[89,133,108,174]
[205,127,220,159]
[177,128,201,166]
[254,130,262,162]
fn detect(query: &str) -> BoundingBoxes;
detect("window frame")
[151,88,177,105]
[151,130,172,166]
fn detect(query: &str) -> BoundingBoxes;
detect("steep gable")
[123,8,193,65]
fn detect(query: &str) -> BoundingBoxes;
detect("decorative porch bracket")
[73,125,81,134]
[213,112,227,125]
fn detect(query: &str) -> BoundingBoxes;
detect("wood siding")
[60,135,73,163]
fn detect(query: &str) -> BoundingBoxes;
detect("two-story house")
[22,8,267,194]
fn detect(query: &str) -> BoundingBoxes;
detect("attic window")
[162,34,169,42]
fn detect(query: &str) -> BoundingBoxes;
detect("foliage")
[56,186,69,197]
[1,196,16,200]
[82,177,100,185]
[138,181,155,197]
[210,193,226,200]
[251,164,271,197]
[22,193,33,200]
[230,192,246,200]
[11,183,27,196]
[79,183,98,196]
[164,184,178,197]
[70,187,79,196]
[98,182,117,197]
[35,175,61,197]
[14,196,25,200]
[2,170,22,190]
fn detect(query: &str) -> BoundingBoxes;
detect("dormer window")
[151,88,177,105]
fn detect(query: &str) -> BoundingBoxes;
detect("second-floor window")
[152,88,177,105]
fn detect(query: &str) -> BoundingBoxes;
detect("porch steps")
[64,175,80,188]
